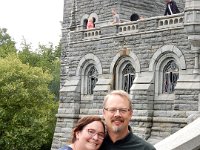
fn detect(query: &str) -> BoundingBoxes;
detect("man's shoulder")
[130,133,156,150]
[100,133,155,150]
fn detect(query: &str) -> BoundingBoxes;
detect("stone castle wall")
[51,0,200,149]
[64,0,185,27]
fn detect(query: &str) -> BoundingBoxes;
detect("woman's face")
[76,121,105,150]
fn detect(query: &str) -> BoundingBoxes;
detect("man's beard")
[112,125,124,133]
[111,117,124,133]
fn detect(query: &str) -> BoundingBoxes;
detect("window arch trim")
[76,53,102,76]
[76,54,102,99]
[81,14,89,29]
[149,45,186,72]
[110,49,140,74]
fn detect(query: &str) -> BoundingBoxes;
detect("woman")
[59,116,105,150]
[87,17,94,29]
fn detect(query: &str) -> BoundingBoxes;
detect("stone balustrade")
[68,13,185,41]
[158,14,184,29]
[154,117,200,150]
[83,28,101,39]
[118,22,139,34]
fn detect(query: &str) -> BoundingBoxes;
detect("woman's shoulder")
[59,145,73,150]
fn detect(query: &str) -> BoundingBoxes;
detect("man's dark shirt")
[99,131,156,150]
[164,0,180,15]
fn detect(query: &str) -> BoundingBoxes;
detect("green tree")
[0,55,58,150]
[18,42,61,100]
[0,28,17,58]
[17,38,41,67]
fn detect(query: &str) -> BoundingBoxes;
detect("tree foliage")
[0,28,60,149]
[0,55,58,150]
[18,42,61,99]
[0,28,17,58]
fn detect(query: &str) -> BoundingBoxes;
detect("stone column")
[184,0,200,74]
[51,78,81,150]
[184,0,200,128]
[69,0,77,31]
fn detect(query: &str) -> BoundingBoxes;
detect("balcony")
[67,13,184,42]
[158,13,184,29]
[83,28,101,39]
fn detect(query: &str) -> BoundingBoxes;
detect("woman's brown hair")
[71,116,105,143]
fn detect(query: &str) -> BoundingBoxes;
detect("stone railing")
[118,22,139,34]
[68,13,184,41]
[83,28,101,39]
[154,117,200,150]
[157,13,184,29]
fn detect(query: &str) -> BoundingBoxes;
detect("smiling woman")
[0,0,63,50]
[59,116,105,150]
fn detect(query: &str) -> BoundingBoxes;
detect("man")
[164,0,180,15]
[100,90,155,150]
[112,8,120,24]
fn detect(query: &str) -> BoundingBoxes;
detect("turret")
[184,0,200,74]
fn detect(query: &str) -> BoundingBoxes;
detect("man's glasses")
[86,129,105,140]
[104,107,130,114]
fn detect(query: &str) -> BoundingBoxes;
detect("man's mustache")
[111,117,124,122]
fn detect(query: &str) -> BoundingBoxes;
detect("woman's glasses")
[86,129,105,140]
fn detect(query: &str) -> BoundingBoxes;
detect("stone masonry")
[51,0,200,149]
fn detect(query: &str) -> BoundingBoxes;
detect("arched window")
[92,17,96,27]
[122,63,135,93]
[115,58,136,94]
[89,13,98,28]
[78,54,102,100]
[87,65,98,95]
[83,19,88,29]
[163,60,179,94]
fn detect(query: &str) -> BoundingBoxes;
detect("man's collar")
[128,125,132,132]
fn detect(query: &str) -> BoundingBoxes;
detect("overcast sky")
[0,0,64,50]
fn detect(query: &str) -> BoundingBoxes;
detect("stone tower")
[51,0,200,149]
[62,0,185,29]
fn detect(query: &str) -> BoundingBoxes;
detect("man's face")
[103,94,132,134]
[112,10,115,16]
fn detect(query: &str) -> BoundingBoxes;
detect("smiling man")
[99,90,155,150]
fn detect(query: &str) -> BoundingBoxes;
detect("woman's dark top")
[59,145,73,150]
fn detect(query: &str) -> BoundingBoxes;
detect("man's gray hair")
[103,90,133,111]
